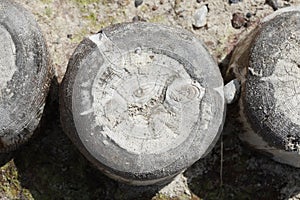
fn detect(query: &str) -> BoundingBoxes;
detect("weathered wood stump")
[228,6,300,167]
[60,22,226,185]
[0,0,52,152]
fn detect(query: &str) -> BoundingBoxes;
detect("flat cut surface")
[261,41,300,125]
[91,38,204,154]
[0,25,16,98]
[260,28,300,126]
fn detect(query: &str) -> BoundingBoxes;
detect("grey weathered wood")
[0,0,52,152]
[60,22,225,185]
[228,7,300,167]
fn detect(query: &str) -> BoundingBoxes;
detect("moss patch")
[0,160,33,199]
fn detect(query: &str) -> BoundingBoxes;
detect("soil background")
[1,0,300,199]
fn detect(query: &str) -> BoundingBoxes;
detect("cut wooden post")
[0,0,52,152]
[60,22,226,185]
[228,6,300,167]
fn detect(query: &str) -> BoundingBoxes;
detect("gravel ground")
[1,0,300,199]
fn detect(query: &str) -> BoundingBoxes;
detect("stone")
[193,5,208,28]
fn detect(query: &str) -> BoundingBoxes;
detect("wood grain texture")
[0,0,52,152]
[60,22,225,185]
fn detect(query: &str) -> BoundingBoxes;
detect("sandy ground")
[1,0,300,199]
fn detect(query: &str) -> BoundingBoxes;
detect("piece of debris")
[193,5,208,28]
[134,0,143,8]
[196,0,202,3]
[224,79,240,104]
[231,12,246,29]
[266,0,278,10]
[158,173,192,198]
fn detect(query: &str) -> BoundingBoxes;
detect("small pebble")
[134,0,143,8]
[132,15,140,22]
[193,5,208,28]
[266,0,278,11]
[229,0,242,4]
[196,0,202,3]
[152,5,158,11]
[132,15,146,22]
[246,12,252,18]
[231,12,246,29]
